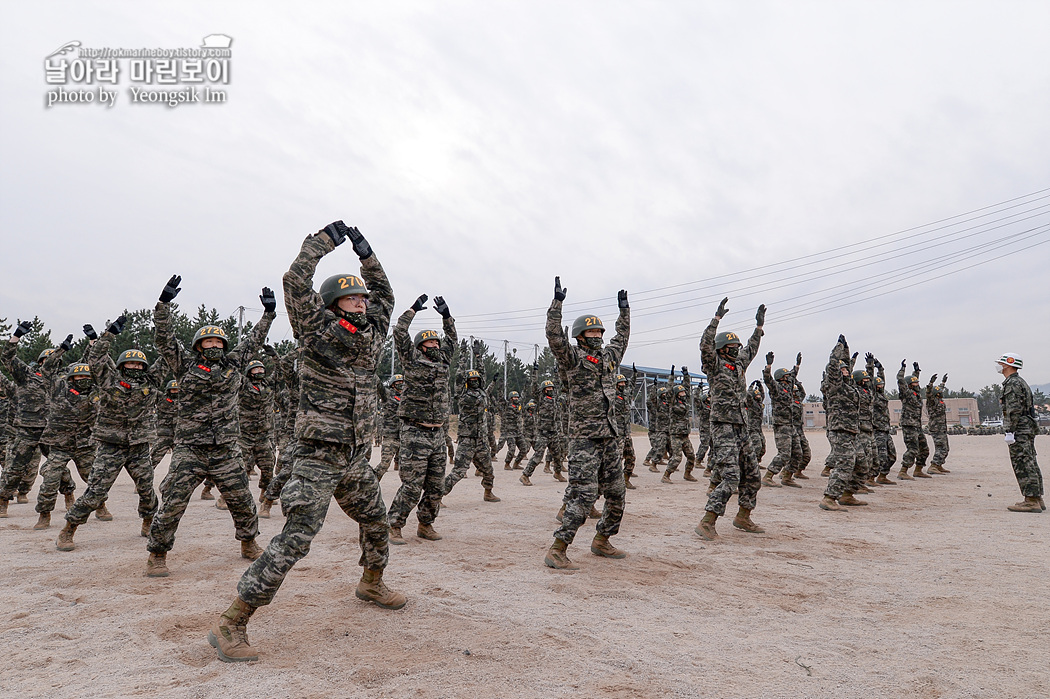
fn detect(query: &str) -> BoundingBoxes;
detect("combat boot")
[389,526,406,545]
[838,493,868,506]
[56,522,77,551]
[553,471,566,482]
[146,552,170,577]
[929,464,950,474]
[241,538,263,560]
[16,493,28,504]
[543,463,552,474]
[819,496,845,511]
[732,507,765,533]
[208,597,258,662]
[648,462,659,473]
[588,504,601,519]
[556,504,565,522]
[417,523,442,541]
[1040,497,1047,511]
[519,474,532,486]
[544,539,579,570]
[912,465,932,478]
[702,467,712,477]
[259,499,273,518]
[794,471,810,480]
[897,468,914,481]
[504,463,512,471]
[780,473,802,488]
[200,485,215,500]
[683,466,698,482]
[820,466,831,477]
[865,477,881,487]
[590,533,626,559]
[140,516,152,538]
[513,457,525,470]
[95,503,113,521]
[762,471,782,488]
[661,470,673,484]
[706,482,716,494]
[216,495,229,510]
[483,488,500,502]
[64,492,75,509]
[33,512,51,530]
[875,474,897,485]
[695,511,719,541]
[854,484,874,494]
[624,474,636,490]
[1006,497,1043,513]
[355,568,407,609]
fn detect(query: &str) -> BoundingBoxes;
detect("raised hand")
[901,359,907,370]
[107,315,127,336]
[618,289,629,309]
[411,294,428,313]
[13,320,33,338]
[346,225,373,259]
[838,334,847,346]
[865,352,874,365]
[942,373,948,384]
[83,324,97,340]
[260,287,277,313]
[322,220,348,246]
[796,352,802,366]
[755,304,767,326]
[930,374,938,384]
[670,364,675,378]
[715,297,729,319]
[913,361,920,373]
[262,344,278,358]
[159,274,182,303]
[554,276,567,302]
[60,334,74,352]
[434,296,451,319]
[766,351,774,366]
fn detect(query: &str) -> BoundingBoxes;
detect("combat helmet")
[526,400,536,409]
[414,329,440,347]
[165,380,179,392]
[852,369,869,384]
[319,274,369,308]
[615,373,626,385]
[714,331,741,350]
[773,368,791,381]
[464,369,482,385]
[875,377,885,389]
[192,325,229,351]
[996,353,1023,370]
[540,379,555,393]
[570,314,604,338]
[116,349,149,368]
[67,363,92,379]
[38,348,55,361]
[509,391,520,401]
[389,374,405,386]
[246,360,266,376]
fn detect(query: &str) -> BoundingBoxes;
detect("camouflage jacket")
[897,365,923,428]
[648,384,671,432]
[156,394,178,437]
[746,390,764,435]
[856,383,874,433]
[925,380,947,434]
[395,308,456,425]
[763,366,797,427]
[1001,373,1037,435]
[273,347,300,440]
[534,390,560,436]
[522,405,536,441]
[872,365,891,432]
[700,317,762,425]
[821,342,859,434]
[89,333,165,446]
[455,384,487,441]
[1,341,67,431]
[284,233,392,445]
[669,374,692,435]
[41,376,99,450]
[239,373,275,438]
[377,380,402,436]
[0,374,12,440]
[693,390,711,433]
[614,372,638,435]
[489,382,523,436]
[155,302,274,446]
[546,300,629,439]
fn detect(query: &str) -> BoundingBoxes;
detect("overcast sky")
[2,1,1048,393]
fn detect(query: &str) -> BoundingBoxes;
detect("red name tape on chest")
[585,355,600,364]
[339,319,358,334]
[197,364,211,372]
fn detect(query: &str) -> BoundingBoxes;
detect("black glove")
[755,304,767,326]
[83,324,97,340]
[913,361,920,373]
[766,351,774,366]
[682,366,688,374]
[838,334,847,346]
[60,334,73,352]
[670,365,675,378]
[715,297,729,319]
[107,315,127,336]
[874,358,882,370]
[159,274,182,303]
[346,225,373,259]
[632,362,636,374]
[13,320,32,338]
[411,294,428,313]
[796,352,802,366]
[901,359,907,370]
[260,287,277,313]
[851,352,859,363]
[930,374,938,384]
[262,344,278,358]
[554,276,567,302]
[865,352,874,365]
[533,361,539,371]
[618,289,629,309]
[942,373,948,384]
[433,296,451,319]
[322,220,348,246]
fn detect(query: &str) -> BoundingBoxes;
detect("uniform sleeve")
[393,308,416,365]
[700,317,718,375]
[606,306,630,367]
[154,301,186,377]
[545,299,575,372]
[362,253,394,337]
[284,233,335,341]
[41,346,67,377]
[739,325,764,371]
[896,365,908,395]
[87,332,115,386]
[229,310,276,365]
[762,365,775,390]
[147,355,167,386]
[441,316,457,360]
[1,342,27,384]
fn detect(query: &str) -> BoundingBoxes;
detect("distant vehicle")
[982,418,1003,427]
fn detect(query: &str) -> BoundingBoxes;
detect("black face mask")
[423,346,442,361]
[721,345,739,359]
[344,311,368,328]
[251,374,267,384]
[73,379,94,392]
[202,347,224,361]
[122,367,146,381]
[467,379,480,390]
[582,336,603,351]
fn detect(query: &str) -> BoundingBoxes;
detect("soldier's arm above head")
[826,343,844,387]
[284,232,337,343]
[362,254,394,337]
[896,362,908,393]
[147,355,167,386]
[0,340,24,381]
[86,329,114,385]
[441,315,458,360]
[393,308,416,365]
[545,298,576,371]
[606,302,630,367]
[699,316,719,375]
[681,367,692,399]
[154,300,186,377]
[41,343,68,377]
[762,364,775,389]
[739,324,764,370]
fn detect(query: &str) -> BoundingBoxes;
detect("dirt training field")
[1,433,1046,699]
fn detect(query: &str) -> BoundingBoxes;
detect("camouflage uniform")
[520,402,536,463]
[0,375,12,476]
[822,341,860,500]
[387,308,456,530]
[146,300,274,555]
[616,371,639,479]
[150,388,178,472]
[872,366,896,475]
[65,336,164,525]
[0,343,67,504]
[925,379,950,468]
[523,382,563,478]
[239,369,276,494]
[701,318,762,516]
[551,393,569,470]
[746,384,766,465]
[238,232,393,607]
[1001,372,1043,498]
[852,360,876,491]
[643,385,671,466]
[375,379,402,477]
[548,300,629,545]
[792,378,812,473]
[763,367,801,475]
[36,371,99,514]
[263,348,300,504]
[666,374,696,475]
[897,365,929,471]
[490,384,525,468]
[444,355,493,494]
[693,390,712,469]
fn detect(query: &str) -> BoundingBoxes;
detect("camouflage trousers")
[523,433,560,477]
[445,431,455,462]
[875,431,897,474]
[750,429,766,466]
[767,425,801,475]
[518,436,532,463]
[1008,435,1043,497]
[66,442,158,525]
[375,431,400,477]
[900,426,929,469]
[36,445,94,514]
[930,432,950,467]
[644,431,669,464]
[621,434,636,477]
[0,428,45,501]
[704,423,761,516]
[264,438,296,502]
[146,442,257,554]
[388,424,446,529]
[554,437,625,545]
[238,439,389,608]
[496,433,524,466]
[150,433,174,471]
[851,431,875,490]
[823,430,858,500]
[241,436,276,494]
[445,437,493,493]
[666,433,696,473]
[551,434,568,469]
[695,426,712,467]
[798,429,812,472]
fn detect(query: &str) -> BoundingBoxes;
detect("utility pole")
[503,340,509,398]
[390,337,395,379]
[237,306,245,339]
[469,336,475,370]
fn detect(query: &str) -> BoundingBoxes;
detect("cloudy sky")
[2,1,1048,393]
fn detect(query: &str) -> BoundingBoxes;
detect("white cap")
[996,353,1023,370]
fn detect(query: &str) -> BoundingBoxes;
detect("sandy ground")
[1,432,1047,699]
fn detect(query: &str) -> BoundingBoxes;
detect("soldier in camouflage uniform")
[850,356,877,495]
[693,387,713,476]
[663,368,698,483]
[239,360,277,495]
[694,299,766,541]
[58,317,165,547]
[792,376,812,478]
[762,352,802,488]
[643,383,671,471]
[444,354,499,501]
[490,383,525,470]
[925,373,951,474]
[260,345,300,517]
[522,377,563,484]
[212,222,404,664]
[543,277,630,570]
[151,380,179,473]
[616,366,639,489]
[818,335,867,511]
[143,277,275,576]
[747,380,766,466]
[33,360,100,529]
[869,358,897,484]
[0,373,12,479]
[0,323,69,517]
[375,374,404,479]
[996,353,1044,512]
[387,293,457,544]
[897,360,930,479]
[521,398,536,465]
